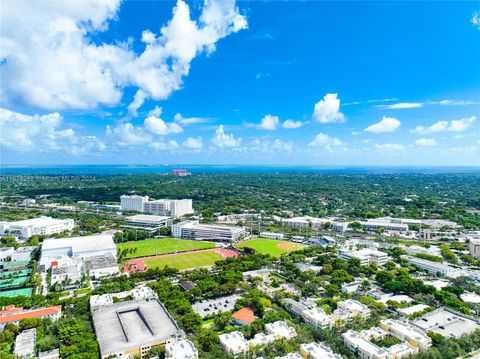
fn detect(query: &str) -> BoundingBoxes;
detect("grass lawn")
[237,238,306,257]
[144,250,223,270]
[117,238,215,259]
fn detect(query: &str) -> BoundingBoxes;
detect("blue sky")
[1,0,479,166]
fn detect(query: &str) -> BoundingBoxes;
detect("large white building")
[172,220,246,242]
[120,195,149,212]
[120,195,194,218]
[264,321,297,340]
[339,248,389,266]
[332,299,371,323]
[144,199,193,218]
[219,331,248,357]
[359,219,409,233]
[402,255,460,276]
[40,234,117,270]
[0,217,74,239]
[260,232,284,240]
[123,215,172,232]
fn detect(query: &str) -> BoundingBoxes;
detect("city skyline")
[1,1,479,166]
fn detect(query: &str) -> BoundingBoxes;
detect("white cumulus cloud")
[257,115,280,130]
[211,125,241,148]
[308,133,344,151]
[282,119,304,129]
[0,108,105,154]
[144,115,183,136]
[312,93,345,123]
[365,116,401,133]
[415,138,437,147]
[183,137,204,150]
[0,0,247,112]
[412,116,476,134]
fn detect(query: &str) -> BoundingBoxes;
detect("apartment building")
[302,307,333,330]
[379,319,432,350]
[332,299,371,322]
[172,220,246,242]
[299,342,343,359]
[264,321,297,340]
[165,339,198,359]
[219,331,248,357]
[342,330,389,359]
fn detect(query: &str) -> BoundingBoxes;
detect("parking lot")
[193,294,242,318]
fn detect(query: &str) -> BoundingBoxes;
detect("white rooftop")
[126,214,170,223]
[165,339,198,359]
[300,342,342,359]
[41,234,116,255]
[3,217,70,227]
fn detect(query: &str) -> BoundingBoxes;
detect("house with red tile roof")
[0,305,62,329]
[232,307,258,325]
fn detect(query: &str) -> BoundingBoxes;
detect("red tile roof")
[0,305,61,324]
[232,307,258,324]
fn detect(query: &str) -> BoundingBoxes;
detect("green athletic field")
[237,238,306,257]
[143,250,223,270]
[117,238,215,259]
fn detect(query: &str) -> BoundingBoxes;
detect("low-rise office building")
[359,218,409,233]
[260,232,284,240]
[0,217,74,239]
[172,220,246,242]
[339,248,389,266]
[123,214,172,232]
[402,255,460,276]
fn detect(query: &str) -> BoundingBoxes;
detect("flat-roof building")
[342,330,389,359]
[219,331,248,357]
[302,307,333,330]
[299,342,342,359]
[380,319,432,350]
[40,234,117,270]
[11,247,35,262]
[0,247,14,262]
[360,219,409,233]
[402,255,460,276]
[123,215,172,232]
[172,220,246,242]
[120,195,149,212]
[332,299,370,323]
[144,199,193,218]
[412,308,480,338]
[0,217,74,239]
[165,339,198,359]
[14,328,36,358]
[265,321,297,340]
[260,232,284,240]
[339,248,389,266]
[91,293,183,358]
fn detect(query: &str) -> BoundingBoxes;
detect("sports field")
[237,238,306,257]
[117,238,215,259]
[144,250,223,270]
[123,248,240,273]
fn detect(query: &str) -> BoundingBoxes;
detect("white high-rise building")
[144,199,193,218]
[120,195,149,212]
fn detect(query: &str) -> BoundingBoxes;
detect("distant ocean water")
[1,164,479,175]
